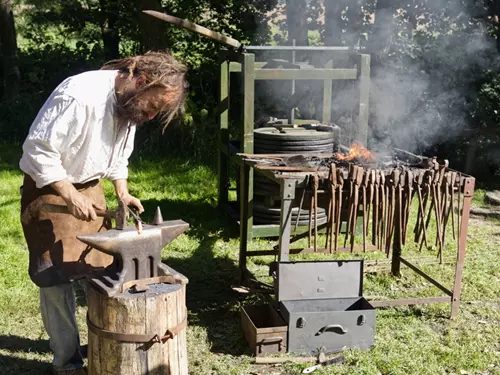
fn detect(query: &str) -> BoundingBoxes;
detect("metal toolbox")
[241,304,288,356]
[276,260,375,355]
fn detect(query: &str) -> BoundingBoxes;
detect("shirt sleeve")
[106,124,136,181]
[20,95,87,188]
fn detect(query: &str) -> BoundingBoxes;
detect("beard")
[115,91,150,126]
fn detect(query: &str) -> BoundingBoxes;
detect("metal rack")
[237,156,475,318]
[217,46,371,239]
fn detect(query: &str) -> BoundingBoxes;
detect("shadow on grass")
[0,336,51,375]
[0,354,51,375]
[0,335,50,354]
[141,197,261,356]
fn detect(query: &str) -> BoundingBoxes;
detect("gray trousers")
[40,282,85,371]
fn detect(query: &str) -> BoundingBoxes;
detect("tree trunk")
[286,0,308,46]
[324,0,345,46]
[0,0,20,98]
[369,0,398,56]
[486,0,500,52]
[137,0,170,51]
[343,0,363,47]
[100,0,120,60]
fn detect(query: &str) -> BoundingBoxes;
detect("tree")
[286,0,308,46]
[0,0,20,98]
[100,0,120,60]
[137,0,170,51]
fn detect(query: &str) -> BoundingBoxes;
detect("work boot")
[52,368,87,375]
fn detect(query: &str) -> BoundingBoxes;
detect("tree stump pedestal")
[87,270,189,375]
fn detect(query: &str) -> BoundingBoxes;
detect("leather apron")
[20,174,113,287]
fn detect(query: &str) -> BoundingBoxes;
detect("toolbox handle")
[258,337,284,353]
[316,324,348,335]
[260,336,283,345]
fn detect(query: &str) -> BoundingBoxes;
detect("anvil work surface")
[0,148,499,375]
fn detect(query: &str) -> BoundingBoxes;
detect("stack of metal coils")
[253,124,340,226]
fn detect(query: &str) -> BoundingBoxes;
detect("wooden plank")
[255,68,357,81]
[254,165,319,172]
[229,61,268,72]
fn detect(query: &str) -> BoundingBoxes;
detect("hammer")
[41,200,139,231]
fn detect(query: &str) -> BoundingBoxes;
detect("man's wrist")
[112,179,129,200]
[50,179,78,202]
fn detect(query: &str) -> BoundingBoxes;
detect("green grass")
[1,142,499,375]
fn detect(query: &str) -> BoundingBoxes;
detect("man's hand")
[66,191,105,221]
[112,179,144,214]
[50,179,105,221]
[120,193,144,214]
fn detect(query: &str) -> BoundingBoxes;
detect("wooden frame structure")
[217,46,371,239]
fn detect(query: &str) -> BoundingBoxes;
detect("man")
[19,51,188,375]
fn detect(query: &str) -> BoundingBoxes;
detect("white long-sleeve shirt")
[20,70,136,188]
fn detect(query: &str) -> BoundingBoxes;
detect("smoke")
[368,2,498,155]
[255,0,499,158]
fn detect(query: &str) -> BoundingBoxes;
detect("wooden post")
[239,162,251,284]
[322,59,333,125]
[87,281,188,375]
[241,53,255,241]
[357,54,370,145]
[218,60,230,211]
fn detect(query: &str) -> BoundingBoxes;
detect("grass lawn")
[0,142,499,375]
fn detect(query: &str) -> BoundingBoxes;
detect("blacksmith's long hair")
[101,50,189,132]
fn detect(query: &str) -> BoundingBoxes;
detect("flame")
[335,142,375,161]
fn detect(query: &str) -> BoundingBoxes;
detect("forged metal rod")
[450,172,457,240]
[435,165,447,263]
[350,166,364,252]
[415,173,429,248]
[362,169,369,252]
[402,170,413,245]
[457,174,463,238]
[334,169,344,252]
[420,170,436,252]
[379,172,386,250]
[385,170,397,256]
[325,164,337,252]
[325,171,333,251]
[294,175,309,232]
[313,174,319,252]
[372,170,379,247]
[415,171,430,245]
[440,172,451,255]
[343,165,355,248]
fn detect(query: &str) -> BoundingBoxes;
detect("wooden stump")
[87,278,188,375]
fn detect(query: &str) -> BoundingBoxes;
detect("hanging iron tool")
[334,169,344,252]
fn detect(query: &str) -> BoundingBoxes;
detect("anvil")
[77,208,189,296]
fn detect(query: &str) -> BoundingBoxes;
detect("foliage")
[2,0,277,162]
[2,0,500,173]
